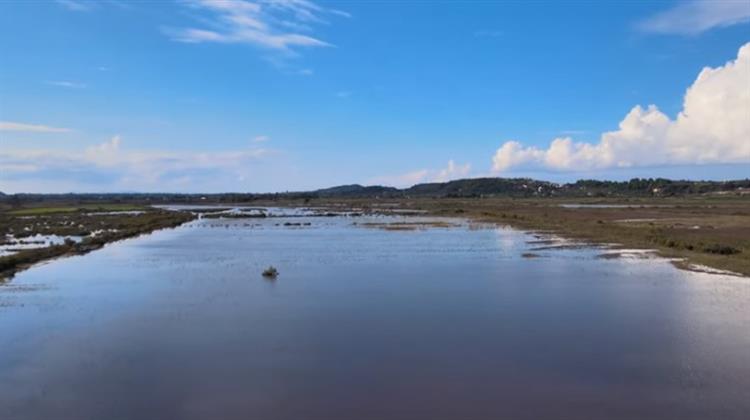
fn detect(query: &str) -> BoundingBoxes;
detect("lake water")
[1,212,749,419]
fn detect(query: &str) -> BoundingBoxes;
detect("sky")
[0,0,748,193]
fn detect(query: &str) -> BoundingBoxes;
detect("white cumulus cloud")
[492,42,750,173]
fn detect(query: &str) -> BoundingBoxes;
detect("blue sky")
[0,0,748,193]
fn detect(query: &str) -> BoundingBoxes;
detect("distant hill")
[314,177,750,199]
[403,178,557,197]
[2,177,749,204]
[315,184,399,198]
[560,178,750,198]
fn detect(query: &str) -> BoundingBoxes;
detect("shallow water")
[0,233,83,257]
[1,213,748,420]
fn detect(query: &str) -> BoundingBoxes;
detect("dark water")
[1,214,748,420]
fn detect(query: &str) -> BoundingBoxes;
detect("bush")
[702,244,740,255]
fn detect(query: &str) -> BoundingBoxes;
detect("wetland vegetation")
[1,177,748,279]
[2,203,748,419]
[345,196,749,276]
[0,207,195,280]
[268,194,750,276]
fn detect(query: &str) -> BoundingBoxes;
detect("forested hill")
[2,178,749,205]
[316,177,750,198]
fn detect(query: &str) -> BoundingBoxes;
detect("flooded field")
[1,210,749,419]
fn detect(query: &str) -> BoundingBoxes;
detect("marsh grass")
[8,204,147,216]
[307,196,750,276]
[0,209,195,279]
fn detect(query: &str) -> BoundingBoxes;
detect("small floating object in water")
[262,266,279,278]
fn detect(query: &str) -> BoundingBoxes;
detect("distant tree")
[9,194,21,209]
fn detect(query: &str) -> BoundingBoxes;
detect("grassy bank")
[433,197,750,276]
[3,197,748,278]
[301,196,750,276]
[7,204,147,216]
[0,208,195,280]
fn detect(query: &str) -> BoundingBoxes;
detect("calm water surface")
[1,212,748,420]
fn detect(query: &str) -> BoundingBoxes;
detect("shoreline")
[423,200,749,277]
[275,197,750,277]
[2,198,748,279]
[189,199,750,277]
[0,210,196,281]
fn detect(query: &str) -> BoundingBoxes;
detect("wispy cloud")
[335,90,352,98]
[369,160,472,188]
[329,9,351,18]
[55,0,94,12]
[0,135,273,192]
[252,135,270,143]
[0,121,72,133]
[636,0,750,35]
[167,0,348,53]
[46,80,87,89]
[369,169,429,188]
